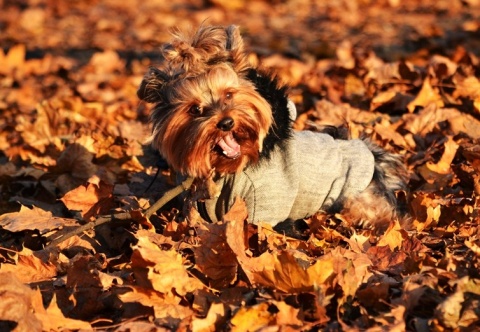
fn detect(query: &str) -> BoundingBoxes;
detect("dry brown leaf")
[60,181,114,221]
[119,286,168,307]
[367,245,407,274]
[0,250,58,283]
[223,199,339,293]
[193,197,247,288]
[0,205,79,234]
[434,289,463,329]
[0,272,43,331]
[119,286,194,324]
[423,136,459,174]
[417,137,458,187]
[271,300,304,327]
[0,44,26,75]
[131,235,202,296]
[55,143,98,180]
[345,232,371,253]
[377,220,408,251]
[32,291,92,331]
[112,321,169,332]
[230,302,275,331]
[407,77,444,112]
[370,91,414,113]
[88,50,125,75]
[453,75,480,100]
[194,220,239,288]
[373,118,408,147]
[190,302,226,332]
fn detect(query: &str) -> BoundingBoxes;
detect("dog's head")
[138,25,272,178]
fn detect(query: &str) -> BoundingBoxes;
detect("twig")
[45,177,194,249]
[144,177,194,218]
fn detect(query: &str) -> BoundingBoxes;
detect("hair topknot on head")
[137,25,251,103]
[163,25,249,75]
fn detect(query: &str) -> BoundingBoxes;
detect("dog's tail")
[365,140,409,213]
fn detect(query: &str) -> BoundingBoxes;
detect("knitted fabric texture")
[197,130,375,226]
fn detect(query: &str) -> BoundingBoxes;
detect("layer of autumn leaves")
[2,4,480,332]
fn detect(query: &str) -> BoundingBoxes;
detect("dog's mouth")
[215,132,241,159]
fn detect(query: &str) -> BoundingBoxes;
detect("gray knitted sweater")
[195,130,375,226]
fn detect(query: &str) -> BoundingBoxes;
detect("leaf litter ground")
[1,0,480,331]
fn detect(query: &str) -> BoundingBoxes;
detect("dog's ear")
[225,25,250,72]
[137,66,169,103]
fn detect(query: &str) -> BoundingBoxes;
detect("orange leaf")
[0,205,79,234]
[191,302,227,332]
[377,220,408,251]
[0,250,58,283]
[60,181,114,220]
[33,291,92,331]
[0,272,42,331]
[193,197,247,288]
[131,236,202,296]
[426,136,459,174]
[230,302,275,331]
[407,77,444,112]
[0,44,26,75]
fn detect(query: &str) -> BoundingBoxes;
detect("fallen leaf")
[33,291,92,331]
[190,302,227,332]
[0,272,43,331]
[131,235,202,296]
[230,302,275,331]
[377,220,408,251]
[0,249,58,283]
[407,77,444,112]
[0,205,79,234]
[60,181,114,221]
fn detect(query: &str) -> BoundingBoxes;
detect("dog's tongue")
[217,133,240,158]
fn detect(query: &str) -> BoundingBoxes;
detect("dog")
[137,25,409,234]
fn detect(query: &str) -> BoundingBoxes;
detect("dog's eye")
[225,92,233,100]
[189,105,202,116]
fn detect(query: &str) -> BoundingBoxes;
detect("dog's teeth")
[223,150,228,155]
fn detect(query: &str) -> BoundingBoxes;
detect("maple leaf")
[119,285,195,325]
[32,291,92,331]
[0,249,58,283]
[0,205,79,234]
[407,77,444,112]
[377,220,408,251]
[190,302,227,332]
[131,235,202,296]
[417,136,459,186]
[60,180,114,221]
[194,221,239,289]
[0,271,43,331]
[0,44,25,75]
[223,200,371,296]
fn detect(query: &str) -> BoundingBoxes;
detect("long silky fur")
[245,68,292,159]
[138,24,410,233]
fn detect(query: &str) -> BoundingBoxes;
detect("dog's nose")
[217,117,235,131]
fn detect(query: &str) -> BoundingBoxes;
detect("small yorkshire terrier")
[138,25,408,233]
